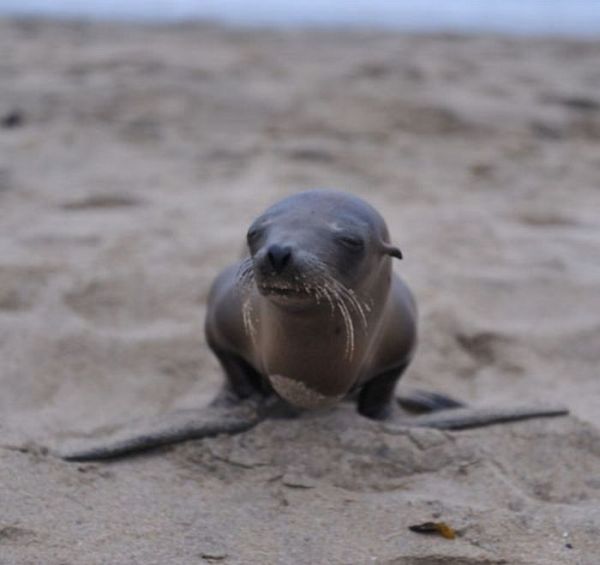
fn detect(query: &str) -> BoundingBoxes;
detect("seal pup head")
[240,189,402,312]
[236,189,404,407]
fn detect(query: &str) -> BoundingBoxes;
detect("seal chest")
[269,374,344,409]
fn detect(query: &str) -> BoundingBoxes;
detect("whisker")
[303,256,375,361]
[306,256,370,330]
[326,276,368,330]
[239,254,370,358]
[235,257,255,289]
[236,258,257,341]
[320,281,355,360]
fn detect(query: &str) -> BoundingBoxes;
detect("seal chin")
[269,374,345,409]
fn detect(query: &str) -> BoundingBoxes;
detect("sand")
[0,18,599,564]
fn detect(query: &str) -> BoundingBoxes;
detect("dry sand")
[1,19,600,564]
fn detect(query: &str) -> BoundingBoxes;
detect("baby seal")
[59,190,567,461]
[206,189,416,419]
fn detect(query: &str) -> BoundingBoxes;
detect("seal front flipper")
[358,362,411,420]
[396,389,466,413]
[57,398,272,462]
[388,405,569,431]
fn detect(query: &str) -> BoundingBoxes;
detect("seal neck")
[255,294,373,397]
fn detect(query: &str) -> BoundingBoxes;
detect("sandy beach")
[1,19,599,564]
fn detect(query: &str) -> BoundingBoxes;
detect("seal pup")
[207,188,418,420]
[59,190,567,461]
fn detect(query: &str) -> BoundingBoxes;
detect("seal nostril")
[267,244,292,273]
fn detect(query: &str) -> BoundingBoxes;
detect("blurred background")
[1,0,600,35]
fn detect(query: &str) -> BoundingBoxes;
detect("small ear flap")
[383,243,403,260]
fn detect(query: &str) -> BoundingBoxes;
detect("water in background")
[0,0,600,36]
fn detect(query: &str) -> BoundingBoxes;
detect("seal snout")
[253,243,314,303]
[256,241,297,284]
[266,243,292,274]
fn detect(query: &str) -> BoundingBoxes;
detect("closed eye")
[336,234,364,250]
[247,227,263,245]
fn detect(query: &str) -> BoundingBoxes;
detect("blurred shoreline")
[3,15,600,45]
[1,0,600,37]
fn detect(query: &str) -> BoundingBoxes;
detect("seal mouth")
[258,283,311,298]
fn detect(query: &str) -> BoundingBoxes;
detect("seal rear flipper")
[390,405,569,430]
[56,400,270,462]
[397,390,466,414]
